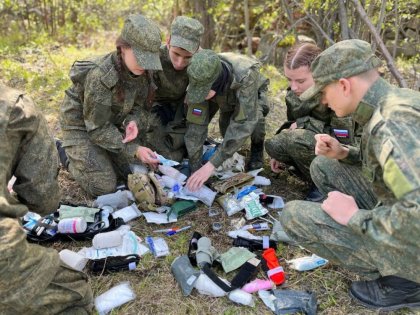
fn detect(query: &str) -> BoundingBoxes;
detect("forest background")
[0,0,419,314]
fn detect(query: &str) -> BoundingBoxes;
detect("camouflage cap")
[170,16,204,53]
[121,14,162,70]
[300,39,382,100]
[186,49,222,103]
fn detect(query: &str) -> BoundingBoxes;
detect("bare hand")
[122,121,138,143]
[186,162,215,191]
[289,122,297,130]
[270,158,284,173]
[136,146,159,169]
[314,134,348,159]
[321,191,359,226]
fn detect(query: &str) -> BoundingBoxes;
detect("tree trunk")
[338,0,350,39]
[244,0,252,56]
[192,0,215,49]
[350,0,408,88]
[372,0,387,51]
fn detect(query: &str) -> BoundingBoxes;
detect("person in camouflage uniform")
[185,49,270,190]
[144,16,204,162]
[281,39,420,310]
[265,43,358,182]
[60,14,162,197]
[0,84,93,314]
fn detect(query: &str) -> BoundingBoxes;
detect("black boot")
[55,139,69,170]
[247,141,264,170]
[349,275,420,311]
[305,184,325,202]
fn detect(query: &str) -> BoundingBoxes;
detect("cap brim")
[186,81,212,103]
[299,83,323,101]
[170,35,198,54]
[133,48,162,71]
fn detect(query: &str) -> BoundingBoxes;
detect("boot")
[349,275,420,311]
[305,184,325,202]
[55,138,69,170]
[247,141,264,170]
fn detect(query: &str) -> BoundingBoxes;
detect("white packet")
[194,273,228,297]
[95,282,136,315]
[287,254,328,271]
[182,185,217,207]
[241,192,268,220]
[94,190,135,209]
[228,289,255,307]
[142,212,177,224]
[113,204,142,222]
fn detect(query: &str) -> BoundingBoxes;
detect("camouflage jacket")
[185,52,269,170]
[347,78,420,278]
[0,84,60,218]
[0,85,61,306]
[60,52,152,161]
[285,88,358,146]
[153,45,189,104]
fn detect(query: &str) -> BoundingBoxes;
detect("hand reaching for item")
[136,146,159,169]
[186,161,215,191]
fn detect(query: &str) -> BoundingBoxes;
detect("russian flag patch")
[192,108,202,116]
[333,129,349,138]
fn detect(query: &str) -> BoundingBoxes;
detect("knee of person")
[84,174,116,197]
[280,200,301,232]
[310,155,329,180]
[264,138,277,158]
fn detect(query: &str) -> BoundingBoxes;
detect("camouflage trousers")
[311,156,378,209]
[0,217,93,314]
[280,156,383,280]
[219,102,268,148]
[265,128,317,181]
[65,136,134,197]
[144,102,187,162]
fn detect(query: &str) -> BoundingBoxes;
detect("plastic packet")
[228,289,255,307]
[59,249,88,271]
[241,192,268,220]
[158,165,187,182]
[95,282,136,315]
[193,273,228,297]
[112,204,142,223]
[217,193,243,216]
[94,190,135,210]
[155,153,180,166]
[146,236,170,257]
[143,212,177,224]
[287,254,328,271]
[182,185,217,207]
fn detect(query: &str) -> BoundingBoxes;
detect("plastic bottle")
[57,217,87,234]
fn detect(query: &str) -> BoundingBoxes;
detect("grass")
[2,32,419,315]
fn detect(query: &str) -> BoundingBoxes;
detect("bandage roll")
[57,217,87,234]
[59,249,88,271]
[92,230,123,249]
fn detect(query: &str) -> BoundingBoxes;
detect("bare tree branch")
[260,16,308,64]
[350,0,408,87]
[372,0,387,51]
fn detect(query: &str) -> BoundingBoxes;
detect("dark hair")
[284,42,322,70]
[114,36,131,102]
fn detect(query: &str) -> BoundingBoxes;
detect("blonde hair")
[284,42,321,70]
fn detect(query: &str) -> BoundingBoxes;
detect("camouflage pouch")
[211,173,254,194]
[128,172,170,211]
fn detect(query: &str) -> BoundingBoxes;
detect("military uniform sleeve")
[348,108,420,249]
[210,70,260,168]
[83,68,138,161]
[7,94,60,215]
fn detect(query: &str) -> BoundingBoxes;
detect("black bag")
[90,254,140,274]
[23,209,124,243]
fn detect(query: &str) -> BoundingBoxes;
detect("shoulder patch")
[383,157,414,199]
[367,109,384,135]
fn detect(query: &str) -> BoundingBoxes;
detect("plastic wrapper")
[287,254,328,271]
[241,192,268,220]
[217,193,243,216]
[95,282,136,315]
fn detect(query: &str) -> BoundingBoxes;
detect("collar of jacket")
[353,77,389,126]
